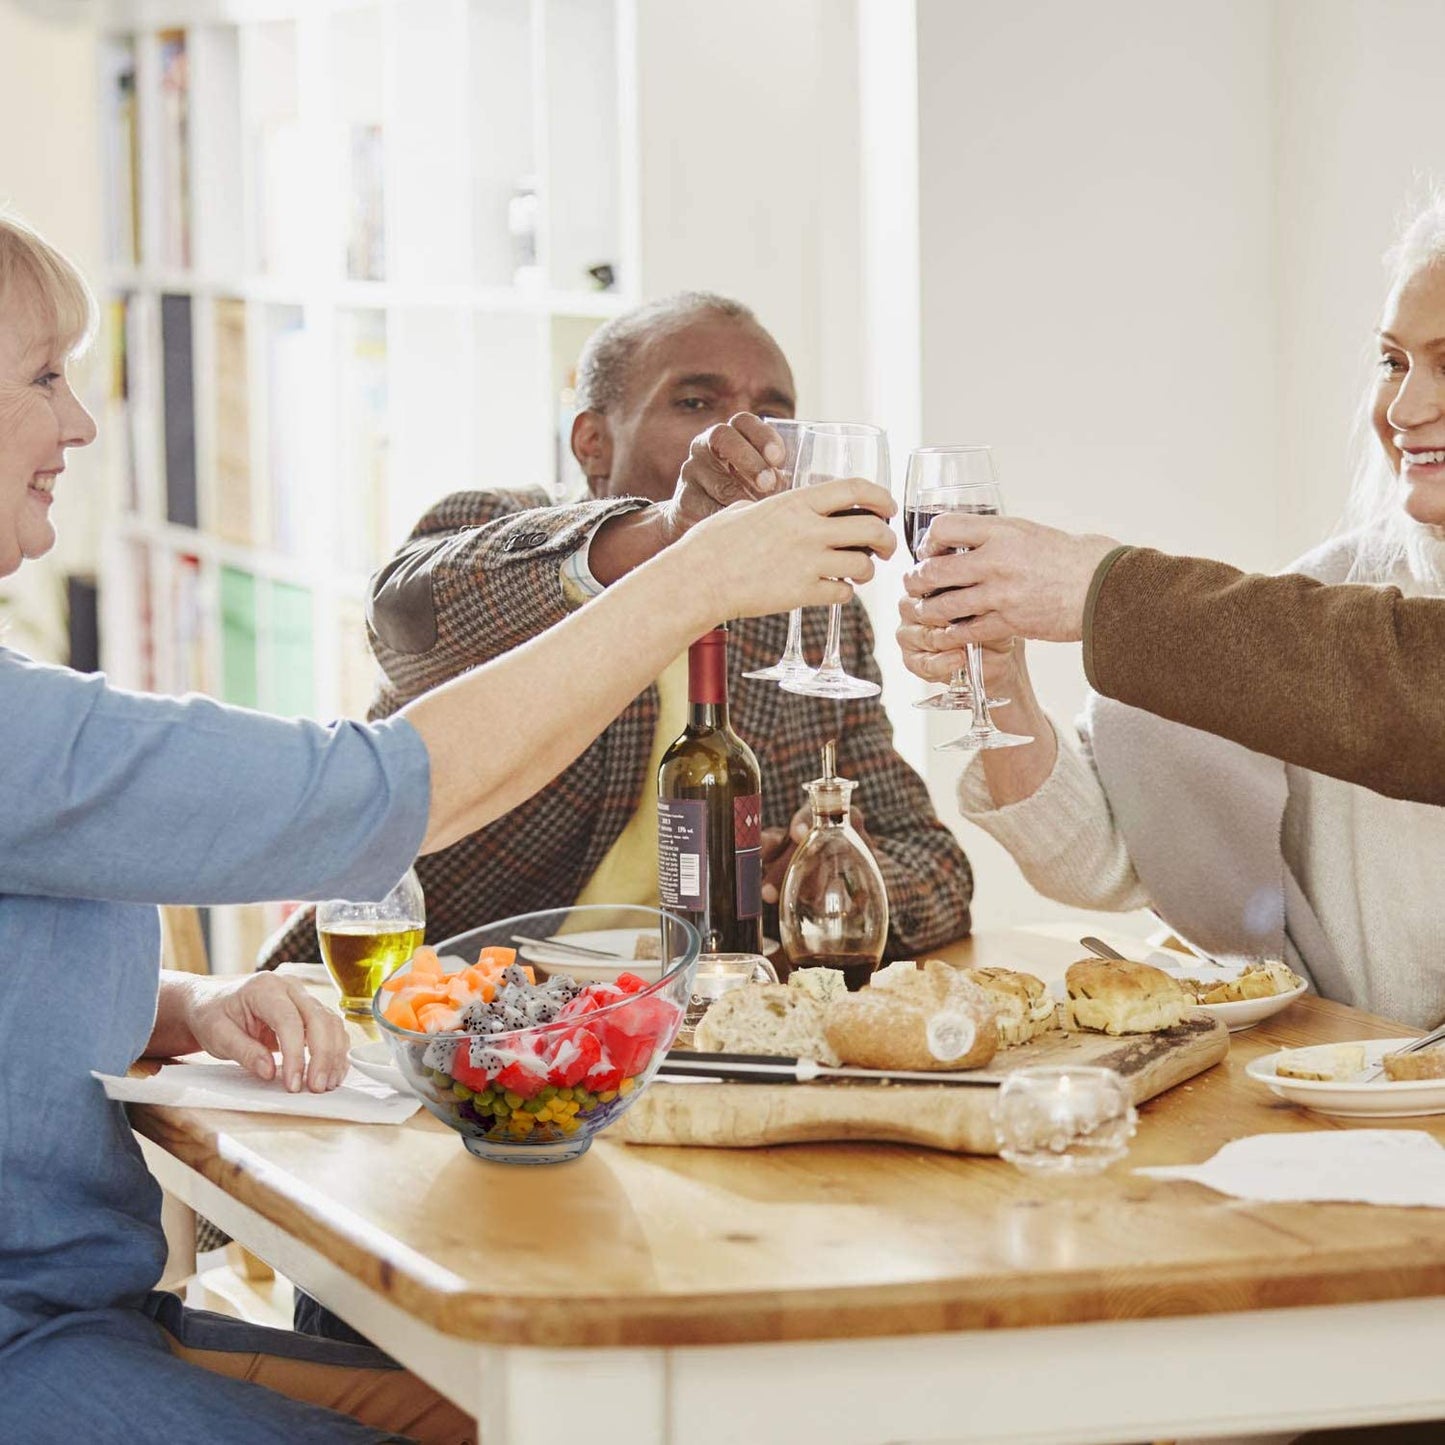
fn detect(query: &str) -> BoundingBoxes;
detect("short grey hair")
[574,291,759,413]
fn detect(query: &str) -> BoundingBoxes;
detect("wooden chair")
[159,905,209,976]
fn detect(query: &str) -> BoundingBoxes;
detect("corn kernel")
[619,1077,636,1095]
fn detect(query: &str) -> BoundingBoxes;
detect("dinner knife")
[657,1050,1001,1088]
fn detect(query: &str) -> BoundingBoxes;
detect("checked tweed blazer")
[260,490,973,968]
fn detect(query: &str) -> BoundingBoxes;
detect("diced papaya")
[417,1002,462,1032]
[475,946,517,970]
[409,947,444,977]
[387,997,421,1033]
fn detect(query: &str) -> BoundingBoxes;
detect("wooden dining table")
[130,929,1445,1445]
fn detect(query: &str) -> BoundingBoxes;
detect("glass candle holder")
[993,1065,1137,1175]
[679,952,778,1046]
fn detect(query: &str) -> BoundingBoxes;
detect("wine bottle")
[657,626,764,955]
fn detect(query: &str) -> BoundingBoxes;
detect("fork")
[511,934,629,961]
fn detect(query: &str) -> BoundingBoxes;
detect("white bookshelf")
[96,0,639,970]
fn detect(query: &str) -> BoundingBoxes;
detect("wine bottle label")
[658,798,707,910]
[735,794,762,920]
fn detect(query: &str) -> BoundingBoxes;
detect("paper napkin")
[95,1058,422,1124]
[1136,1130,1445,1207]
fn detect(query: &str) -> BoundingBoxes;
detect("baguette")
[823,960,998,1071]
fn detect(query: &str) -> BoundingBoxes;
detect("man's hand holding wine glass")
[660,412,795,543]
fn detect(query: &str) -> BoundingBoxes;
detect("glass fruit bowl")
[373,905,700,1164]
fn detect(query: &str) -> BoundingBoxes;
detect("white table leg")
[475,1346,667,1445]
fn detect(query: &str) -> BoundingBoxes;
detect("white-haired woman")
[927,195,1445,1030]
[0,212,895,1444]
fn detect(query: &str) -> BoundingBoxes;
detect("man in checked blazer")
[262,292,973,969]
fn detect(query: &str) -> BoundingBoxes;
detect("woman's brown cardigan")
[1083,547,1445,805]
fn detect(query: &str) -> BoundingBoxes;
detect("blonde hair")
[1340,190,1445,584]
[0,211,98,359]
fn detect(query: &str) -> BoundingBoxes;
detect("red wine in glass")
[905,498,1000,563]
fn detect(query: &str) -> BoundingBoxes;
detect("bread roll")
[823,960,998,1071]
[693,984,842,1066]
[1065,959,1190,1035]
[1275,1043,1367,1082]
[1383,1042,1445,1082]
[962,966,1059,1047]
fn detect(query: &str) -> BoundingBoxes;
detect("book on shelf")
[213,297,253,545]
[219,565,258,709]
[265,312,308,554]
[161,294,198,529]
[169,551,210,696]
[126,539,157,692]
[263,580,314,718]
[334,596,379,720]
[102,38,140,267]
[157,29,192,270]
[104,295,139,516]
[256,117,307,278]
[346,123,386,282]
[335,308,389,572]
[123,292,163,519]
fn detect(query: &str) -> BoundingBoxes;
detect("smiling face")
[576,310,796,502]
[0,279,97,578]
[1373,259,1445,527]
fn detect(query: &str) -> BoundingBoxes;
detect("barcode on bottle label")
[658,798,708,909]
[679,854,701,895]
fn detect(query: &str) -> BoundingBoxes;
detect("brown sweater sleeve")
[1082,546,1445,804]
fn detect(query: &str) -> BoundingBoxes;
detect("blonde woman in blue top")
[0,213,896,1444]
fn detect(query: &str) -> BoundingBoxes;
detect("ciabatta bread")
[962,966,1059,1047]
[823,960,998,1071]
[1065,959,1189,1035]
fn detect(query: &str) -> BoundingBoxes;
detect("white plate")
[1246,1038,1445,1117]
[514,929,782,985]
[1194,980,1309,1033]
[348,1040,410,1094]
[514,927,662,983]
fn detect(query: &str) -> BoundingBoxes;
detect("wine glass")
[903,445,1007,712]
[779,422,888,701]
[316,866,426,1017]
[915,471,1033,753]
[742,418,814,685]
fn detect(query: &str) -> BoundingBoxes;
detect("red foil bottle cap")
[688,626,728,705]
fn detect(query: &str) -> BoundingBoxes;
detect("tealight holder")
[993,1065,1137,1175]
[679,953,779,1046]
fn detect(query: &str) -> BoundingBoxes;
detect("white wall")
[1273,0,1445,557]
[855,0,1445,934]
[0,0,104,662]
[633,0,863,424]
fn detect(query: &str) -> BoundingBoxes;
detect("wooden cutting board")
[616,1012,1230,1155]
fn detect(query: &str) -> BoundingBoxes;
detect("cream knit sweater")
[957,533,1445,1030]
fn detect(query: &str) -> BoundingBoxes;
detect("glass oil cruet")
[778,740,890,991]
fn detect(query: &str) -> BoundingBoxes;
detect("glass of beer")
[316,867,426,1016]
